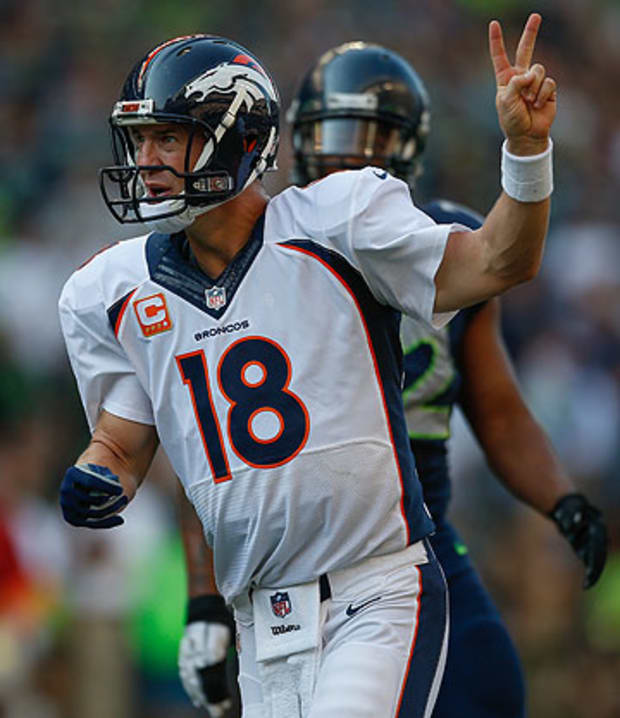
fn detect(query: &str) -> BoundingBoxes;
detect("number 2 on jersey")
[176,336,310,482]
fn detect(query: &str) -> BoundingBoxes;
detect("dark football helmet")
[100,34,280,232]
[421,199,484,230]
[287,41,430,186]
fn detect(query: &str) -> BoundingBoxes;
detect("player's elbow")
[517,252,543,284]
[508,256,541,286]
[489,246,543,290]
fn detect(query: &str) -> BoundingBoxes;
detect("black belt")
[319,573,331,602]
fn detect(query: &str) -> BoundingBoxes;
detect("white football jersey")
[59,168,464,602]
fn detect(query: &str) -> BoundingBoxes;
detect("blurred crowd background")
[1,0,618,716]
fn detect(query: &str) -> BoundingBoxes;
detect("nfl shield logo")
[270,591,292,618]
[205,285,227,309]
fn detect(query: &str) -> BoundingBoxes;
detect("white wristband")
[501,138,553,202]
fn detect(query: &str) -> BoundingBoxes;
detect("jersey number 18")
[176,336,310,482]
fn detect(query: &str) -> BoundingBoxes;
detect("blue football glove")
[60,463,128,529]
[549,493,608,589]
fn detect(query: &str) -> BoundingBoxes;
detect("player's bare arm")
[459,298,607,587]
[459,299,573,512]
[77,410,159,498]
[178,485,219,596]
[177,486,235,716]
[60,410,159,528]
[434,13,557,312]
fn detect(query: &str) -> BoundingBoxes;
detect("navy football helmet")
[100,34,280,232]
[287,41,430,186]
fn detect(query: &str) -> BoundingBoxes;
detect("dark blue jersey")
[402,199,484,523]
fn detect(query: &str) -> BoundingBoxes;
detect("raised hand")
[489,13,557,155]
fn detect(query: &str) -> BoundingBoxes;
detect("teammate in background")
[176,40,607,718]
[59,16,561,718]
[177,485,238,717]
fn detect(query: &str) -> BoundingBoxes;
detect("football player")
[175,40,608,718]
[59,16,563,718]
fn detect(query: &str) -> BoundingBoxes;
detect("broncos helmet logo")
[185,60,279,173]
[184,60,278,106]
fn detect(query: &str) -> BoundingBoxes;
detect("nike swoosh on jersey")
[345,595,382,616]
[372,170,388,180]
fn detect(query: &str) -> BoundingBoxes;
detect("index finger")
[514,13,542,71]
[488,19,511,87]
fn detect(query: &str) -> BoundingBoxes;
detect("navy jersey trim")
[107,288,137,337]
[279,239,434,543]
[144,215,265,319]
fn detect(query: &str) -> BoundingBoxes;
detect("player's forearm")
[77,436,140,501]
[478,408,608,589]
[480,189,549,287]
[434,142,552,313]
[177,486,219,597]
[76,410,159,500]
[474,405,573,514]
[461,299,572,514]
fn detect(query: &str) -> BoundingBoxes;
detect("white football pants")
[232,539,448,718]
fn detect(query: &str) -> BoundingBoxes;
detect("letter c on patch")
[134,292,172,337]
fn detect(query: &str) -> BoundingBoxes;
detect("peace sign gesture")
[489,13,557,155]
